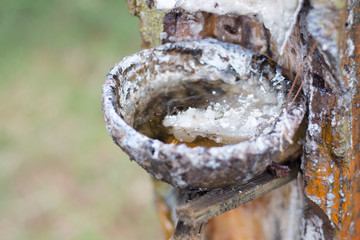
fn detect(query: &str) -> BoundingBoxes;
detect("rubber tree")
[123,0,360,239]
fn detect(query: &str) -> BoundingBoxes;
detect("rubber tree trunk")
[126,0,360,239]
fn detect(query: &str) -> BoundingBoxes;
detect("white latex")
[163,80,284,144]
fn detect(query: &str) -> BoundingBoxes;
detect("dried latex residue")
[163,83,284,144]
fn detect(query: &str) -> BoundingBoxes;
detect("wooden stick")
[170,221,205,240]
[175,166,300,227]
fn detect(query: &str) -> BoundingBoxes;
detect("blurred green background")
[0,0,162,239]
